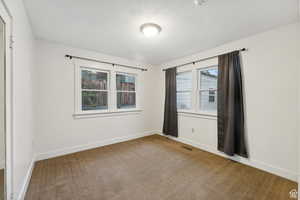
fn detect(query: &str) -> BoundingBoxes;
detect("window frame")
[196,65,218,115]
[176,70,193,112]
[116,71,138,111]
[74,62,141,117]
[77,66,110,114]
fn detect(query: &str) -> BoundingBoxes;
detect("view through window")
[81,69,108,111]
[199,67,218,112]
[116,73,136,109]
[176,71,192,110]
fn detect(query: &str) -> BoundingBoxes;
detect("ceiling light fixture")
[194,0,207,6]
[140,23,162,37]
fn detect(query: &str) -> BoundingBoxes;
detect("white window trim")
[79,67,110,114]
[178,111,217,120]
[73,109,143,119]
[196,65,218,116]
[74,62,142,118]
[176,64,218,117]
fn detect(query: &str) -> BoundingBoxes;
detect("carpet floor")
[25,135,297,200]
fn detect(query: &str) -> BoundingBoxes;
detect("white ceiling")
[24,0,299,65]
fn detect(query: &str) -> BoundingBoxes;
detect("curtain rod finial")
[65,55,73,59]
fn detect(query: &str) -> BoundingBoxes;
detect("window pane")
[177,92,192,110]
[200,68,218,90]
[199,90,217,112]
[81,69,107,90]
[116,74,135,91]
[82,91,108,110]
[177,71,192,91]
[117,92,136,109]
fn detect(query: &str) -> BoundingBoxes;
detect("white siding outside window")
[176,71,192,110]
[198,66,218,113]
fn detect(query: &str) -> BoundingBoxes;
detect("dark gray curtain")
[218,51,248,158]
[163,67,178,137]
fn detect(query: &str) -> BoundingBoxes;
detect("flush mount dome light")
[194,0,207,6]
[140,23,162,37]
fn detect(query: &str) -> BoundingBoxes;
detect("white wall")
[154,22,300,181]
[4,0,36,199]
[298,1,300,193]
[0,1,298,198]
[298,2,300,192]
[34,40,158,159]
[0,22,4,169]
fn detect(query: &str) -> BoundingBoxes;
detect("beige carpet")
[25,135,297,200]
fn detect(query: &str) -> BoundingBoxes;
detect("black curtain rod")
[65,54,148,71]
[162,48,247,71]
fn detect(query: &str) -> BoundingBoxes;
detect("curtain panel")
[163,67,178,137]
[218,51,248,158]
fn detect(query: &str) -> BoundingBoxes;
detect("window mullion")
[177,90,192,93]
[81,89,108,92]
[191,69,197,112]
[116,90,136,93]
[199,89,211,92]
[110,70,116,112]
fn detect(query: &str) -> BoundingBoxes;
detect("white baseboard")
[158,132,298,182]
[35,130,157,161]
[17,157,35,200]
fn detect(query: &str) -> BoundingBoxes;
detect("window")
[75,64,140,116]
[116,73,136,109]
[198,67,218,112]
[81,68,109,111]
[176,71,192,110]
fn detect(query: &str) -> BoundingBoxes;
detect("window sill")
[178,111,217,120]
[73,109,143,119]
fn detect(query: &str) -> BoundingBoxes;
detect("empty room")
[0,0,299,199]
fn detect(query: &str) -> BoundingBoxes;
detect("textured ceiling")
[24,0,299,64]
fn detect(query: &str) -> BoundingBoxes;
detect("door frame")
[0,1,13,199]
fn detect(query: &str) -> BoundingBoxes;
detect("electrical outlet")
[191,128,195,133]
